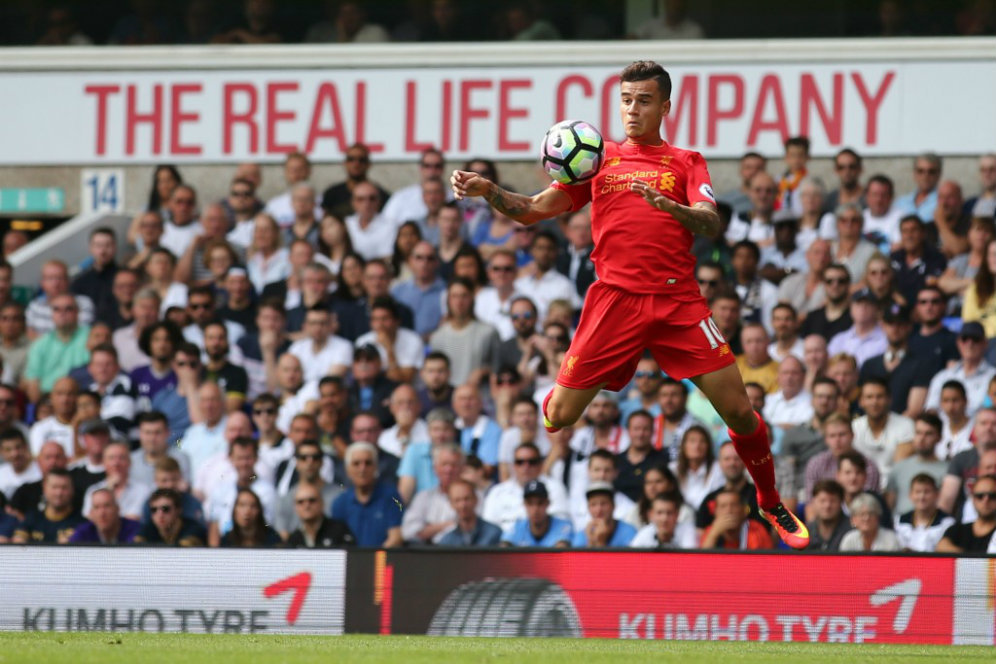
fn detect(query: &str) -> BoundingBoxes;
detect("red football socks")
[542,390,560,434]
[728,412,781,510]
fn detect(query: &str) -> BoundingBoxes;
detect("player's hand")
[451,170,491,200]
[630,180,675,213]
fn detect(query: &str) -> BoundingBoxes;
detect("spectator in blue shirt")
[398,407,457,504]
[501,480,573,547]
[895,153,941,222]
[453,383,502,476]
[571,481,637,548]
[437,478,502,547]
[390,241,446,340]
[331,441,403,548]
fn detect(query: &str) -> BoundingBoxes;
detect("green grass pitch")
[0,633,993,664]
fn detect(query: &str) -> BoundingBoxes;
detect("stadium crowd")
[0,136,995,555]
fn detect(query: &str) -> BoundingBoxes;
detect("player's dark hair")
[866,174,894,197]
[835,148,862,168]
[812,479,845,500]
[915,412,942,436]
[859,376,891,395]
[784,136,811,154]
[732,240,760,262]
[620,60,672,99]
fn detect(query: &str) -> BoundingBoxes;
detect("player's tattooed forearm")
[485,186,529,217]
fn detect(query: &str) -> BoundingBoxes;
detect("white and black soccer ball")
[540,120,605,185]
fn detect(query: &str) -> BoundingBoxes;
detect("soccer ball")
[540,120,604,185]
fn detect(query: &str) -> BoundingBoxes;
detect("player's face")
[619,80,670,142]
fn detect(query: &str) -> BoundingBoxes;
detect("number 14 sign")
[81,169,124,214]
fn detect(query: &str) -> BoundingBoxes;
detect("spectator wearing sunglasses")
[286,482,355,549]
[321,143,391,222]
[273,440,342,540]
[483,442,570,533]
[937,474,996,553]
[134,488,206,546]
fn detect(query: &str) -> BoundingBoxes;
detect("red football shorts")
[556,280,736,391]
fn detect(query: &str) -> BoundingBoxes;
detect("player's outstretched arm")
[451,170,572,225]
[629,179,722,238]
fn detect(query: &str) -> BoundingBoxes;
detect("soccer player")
[450,60,809,548]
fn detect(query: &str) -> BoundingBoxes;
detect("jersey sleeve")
[550,181,593,212]
[684,152,717,207]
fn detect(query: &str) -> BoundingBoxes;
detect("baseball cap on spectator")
[523,480,548,500]
[585,480,615,499]
[79,419,111,436]
[959,322,986,340]
[882,304,911,325]
[353,344,380,362]
[851,288,877,304]
[426,407,455,426]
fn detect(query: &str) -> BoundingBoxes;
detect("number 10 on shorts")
[698,317,726,349]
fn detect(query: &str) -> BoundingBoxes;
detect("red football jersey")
[552,140,716,305]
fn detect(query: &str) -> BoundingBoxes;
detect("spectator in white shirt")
[925,322,996,417]
[205,436,277,546]
[159,185,202,260]
[767,303,805,362]
[82,441,153,521]
[0,428,40,500]
[851,377,914,486]
[355,297,425,384]
[382,148,449,227]
[28,376,77,458]
[346,182,396,261]
[894,473,955,552]
[474,249,522,342]
[377,384,429,459]
[936,380,974,460]
[483,441,569,532]
[863,175,903,252]
[246,213,291,294]
[762,356,813,435]
[513,231,580,322]
[263,152,321,227]
[760,217,808,285]
[287,308,352,383]
[669,425,724,511]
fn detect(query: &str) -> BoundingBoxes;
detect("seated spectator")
[272,439,341,538]
[390,241,446,340]
[83,344,136,437]
[501,480,573,547]
[286,483,355,548]
[805,479,851,551]
[400,443,465,545]
[760,217,807,286]
[858,303,932,416]
[216,267,257,333]
[205,436,276,546]
[159,185,203,260]
[22,294,90,404]
[150,342,202,443]
[0,302,29,386]
[924,321,996,417]
[346,182,394,261]
[131,321,180,412]
[8,441,68,520]
[397,408,457,503]
[139,457,204,526]
[415,352,453,419]
[284,183,322,247]
[68,488,140,544]
[568,448,636,530]
[891,215,947,305]
[839,492,900,551]
[827,289,888,368]
[430,279,499,387]
[962,238,996,337]
[261,152,316,225]
[805,414,882,500]
[630,492,689,549]
[836,450,892,523]
[895,473,955,552]
[895,152,942,223]
[135,488,206,546]
[731,241,778,332]
[221,176,263,235]
[331,442,403,548]
[437,478,502,547]
[886,413,949,514]
[780,377,839,507]
[219,488,283,548]
[68,419,109,500]
[377,384,428,460]
[699,487,773,550]
[452,383,502,476]
[495,387,547,479]
[246,213,291,294]
[484,442,570,532]
[831,204,879,290]
[799,263,854,342]
[143,248,188,315]
[82,441,153,521]
[175,204,233,287]
[0,427,40,500]
[12,468,84,543]
[287,308,352,384]
[851,378,914,482]
[937,381,974,461]
[653,378,705,457]
[355,298,423,384]
[669,426,724,511]
[514,231,580,322]
[179,381,229,478]
[767,304,805,363]
[572,481,637,548]
[71,227,119,323]
[863,174,902,252]
[695,441,765,535]
[618,357,664,425]
[937,474,996,553]
[321,142,390,220]
[735,324,779,395]
[28,376,77,458]
[26,260,95,341]
[939,217,994,316]
[762,355,813,434]
[615,410,666,502]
